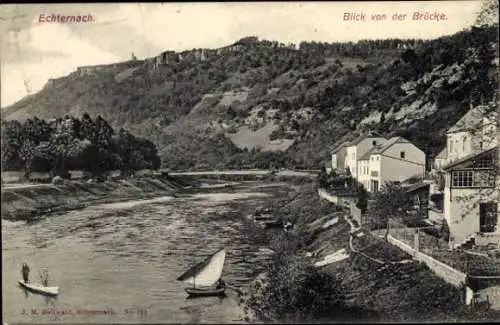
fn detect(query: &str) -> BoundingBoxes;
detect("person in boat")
[216,278,226,290]
[40,270,49,286]
[22,263,30,283]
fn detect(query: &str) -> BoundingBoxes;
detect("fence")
[388,218,449,253]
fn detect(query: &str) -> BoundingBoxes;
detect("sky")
[0,1,487,108]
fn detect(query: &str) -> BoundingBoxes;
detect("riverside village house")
[435,105,499,249]
[334,131,426,193]
[357,136,426,193]
[343,131,387,180]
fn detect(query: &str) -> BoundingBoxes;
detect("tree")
[18,140,36,179]
[129,150,146,174]
[356,183,368,214]
[317,166,328,188]
[367,182,411,236]
[474,0,499,27]
[1,119,23,170]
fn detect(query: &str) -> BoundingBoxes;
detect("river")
[2,182,289,324]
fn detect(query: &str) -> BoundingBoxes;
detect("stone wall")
[387,234,467,288]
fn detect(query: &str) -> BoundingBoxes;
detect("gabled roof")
[359,145,382,160]
[331,141,350,154]
[447,106,486,134]
[403,182,430,194]
[435,147,448,160]
[349,130,384,146]
[442,146,497,171]
[371,136,412,154]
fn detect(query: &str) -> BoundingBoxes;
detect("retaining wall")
[387,235,467,288]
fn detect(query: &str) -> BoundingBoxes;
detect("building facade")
[443,147,499,248]
[356,137,426,193]
[373,137,426,192]
[331,142,348,173]
[344,132,386,179]
[438,104,499,249]
[439,105,498,169]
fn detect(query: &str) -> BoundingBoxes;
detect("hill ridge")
[3,26,498,170]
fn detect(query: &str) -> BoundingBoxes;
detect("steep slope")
[3,27,498,169]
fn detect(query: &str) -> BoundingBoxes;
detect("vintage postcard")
[1,1,499,324]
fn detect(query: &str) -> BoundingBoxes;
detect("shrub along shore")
[240,183,500,323]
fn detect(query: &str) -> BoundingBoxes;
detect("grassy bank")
[1,175,200,221]
[241,183,500,323]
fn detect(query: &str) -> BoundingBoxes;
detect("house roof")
[447,106,486,134]
[435,147,448,160]
[359,145,381,160]
[371,136,412,154]
[442,146,497,171]
[331,141,350,154]
[403,182,430,194]
[349,130,384,146]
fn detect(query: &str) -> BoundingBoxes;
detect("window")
[372,140,377,146]
[474,171,495,187]
[451,170,495,188]
[400,151,405,159]
[376,156,379,161]
[449,140,453,153]
[475,155,495,169]
[452,171,473,187]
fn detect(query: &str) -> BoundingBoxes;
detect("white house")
[365,137,426,193]
[442,105,498,168]
[443,146,499,249]
[438,104,499,249]
[344,131,386,179]
[357,146,378,191]
[433,147,448,171]
[331,142,349,173]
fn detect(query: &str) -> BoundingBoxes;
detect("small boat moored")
[18,280,59,296]
[185,287,226,297]
[177,248,228,298]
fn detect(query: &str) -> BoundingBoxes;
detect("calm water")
[2,183,285,324]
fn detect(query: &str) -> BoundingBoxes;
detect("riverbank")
[1,175,204,221]
[240,183,500,323]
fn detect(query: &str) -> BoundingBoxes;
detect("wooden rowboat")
[18,280,59,296]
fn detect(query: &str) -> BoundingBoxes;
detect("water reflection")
[44,295,58,306]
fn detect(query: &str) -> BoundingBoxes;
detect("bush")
[243,256,347,323]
